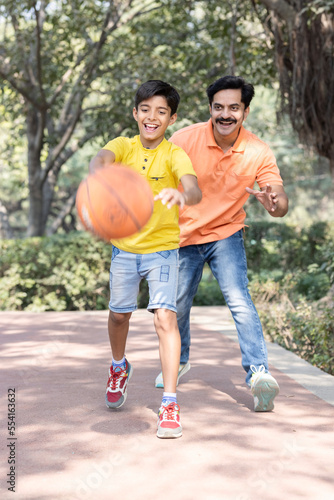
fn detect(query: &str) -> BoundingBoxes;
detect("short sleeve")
[102,137,127,164]
[170,145,197,183]
[256,146,283,188]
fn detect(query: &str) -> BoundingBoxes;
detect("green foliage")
[257,297,334,376]
[0,232,111,311]
[294,266,330,301]
[244,220,331,277]
[244,220,334,374]
[0,0,280,237]
[318,227,334,286]
[1,1,333,237]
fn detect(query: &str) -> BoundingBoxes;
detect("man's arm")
[245,184,289,218]
[89,149,116,174]
[154,174,202,209]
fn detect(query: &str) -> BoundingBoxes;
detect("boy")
[89,80,202,438]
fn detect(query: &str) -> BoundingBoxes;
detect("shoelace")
[107,366,127,390]
[250,364,266,383]
[250,364,265,374]
[159,403,180,421]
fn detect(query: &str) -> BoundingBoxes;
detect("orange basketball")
[76,164,154,240]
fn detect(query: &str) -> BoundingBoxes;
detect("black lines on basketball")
[94,168,142,231]
[76,164,154,241]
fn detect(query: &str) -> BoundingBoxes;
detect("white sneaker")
[155,362,191,389]
[250,365,279,412]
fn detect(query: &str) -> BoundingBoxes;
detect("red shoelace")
[159,403,180,420]
[107,366,127,390]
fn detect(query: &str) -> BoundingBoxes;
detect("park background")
[0,0,333,376]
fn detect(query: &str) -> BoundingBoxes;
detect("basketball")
[76,164,154,240]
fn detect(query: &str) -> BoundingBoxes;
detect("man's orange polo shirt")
[170,119,284,247]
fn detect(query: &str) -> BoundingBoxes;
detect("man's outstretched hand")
[246,183,278,212]
[245,183,289,217]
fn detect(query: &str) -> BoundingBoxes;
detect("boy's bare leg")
[108,310,132,359]
[105,310,133,410]
[154,308,181,393]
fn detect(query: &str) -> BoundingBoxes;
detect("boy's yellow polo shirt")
[102,135,196,253]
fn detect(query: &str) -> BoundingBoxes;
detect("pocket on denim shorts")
[160,265,170,282]
[111,246,120,261]
[157,250,171,259]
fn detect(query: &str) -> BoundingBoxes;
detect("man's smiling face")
[133,95,177,149]
[210,88,249,145]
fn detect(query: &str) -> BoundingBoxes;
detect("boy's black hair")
[206,76,255,109]
[134,80,180,116]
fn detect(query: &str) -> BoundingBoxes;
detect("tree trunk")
[27,169,44,237]
[258,0,334,181]
[0,200,14,239]
[330,156,334,187]
[42,171,57,232]
[228,0,238,75]
[26,106,45,237]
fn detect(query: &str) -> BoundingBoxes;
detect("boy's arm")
[89,149,116,174]
[155,174,202,210]
[180,174,202,206]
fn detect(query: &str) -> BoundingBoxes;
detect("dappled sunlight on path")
[1,308,333,500]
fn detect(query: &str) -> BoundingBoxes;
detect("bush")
[0,232,111,311]
[244,220,330,272]
[257,297,334,376]
[294,266,330,300]
[244,221,296,269]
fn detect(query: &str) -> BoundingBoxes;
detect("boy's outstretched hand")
[154,189,186,209]
[155,175,202,209]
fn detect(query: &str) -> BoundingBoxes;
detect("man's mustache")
[216,117,237,124]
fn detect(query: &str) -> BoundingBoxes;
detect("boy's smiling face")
[133,95,177,149]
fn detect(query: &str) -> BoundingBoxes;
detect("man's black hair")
[134,80,180,116]
[206,76,255,109]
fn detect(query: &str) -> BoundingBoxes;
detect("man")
[155,75,289,412]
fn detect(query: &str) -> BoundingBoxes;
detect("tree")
[3,1,333,238]
[0,0,166,237]
[0,0,278,237]
[255,0,334,181]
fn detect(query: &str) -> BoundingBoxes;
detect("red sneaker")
[157,402,182,439]
[105,360,133,409]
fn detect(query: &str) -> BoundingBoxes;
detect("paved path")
[1,307,334,500]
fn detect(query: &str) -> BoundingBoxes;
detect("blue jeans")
[177,230,268,385]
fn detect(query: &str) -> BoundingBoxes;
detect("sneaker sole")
[155,362,191,389]
[105,364,133,409]
[157,427,182,439]
[252,379,279,412]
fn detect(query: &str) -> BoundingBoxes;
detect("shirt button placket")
[142,156,148,171]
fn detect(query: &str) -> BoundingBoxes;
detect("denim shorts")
[109,246,179,313]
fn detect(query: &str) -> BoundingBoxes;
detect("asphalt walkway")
[1,306,334,500]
